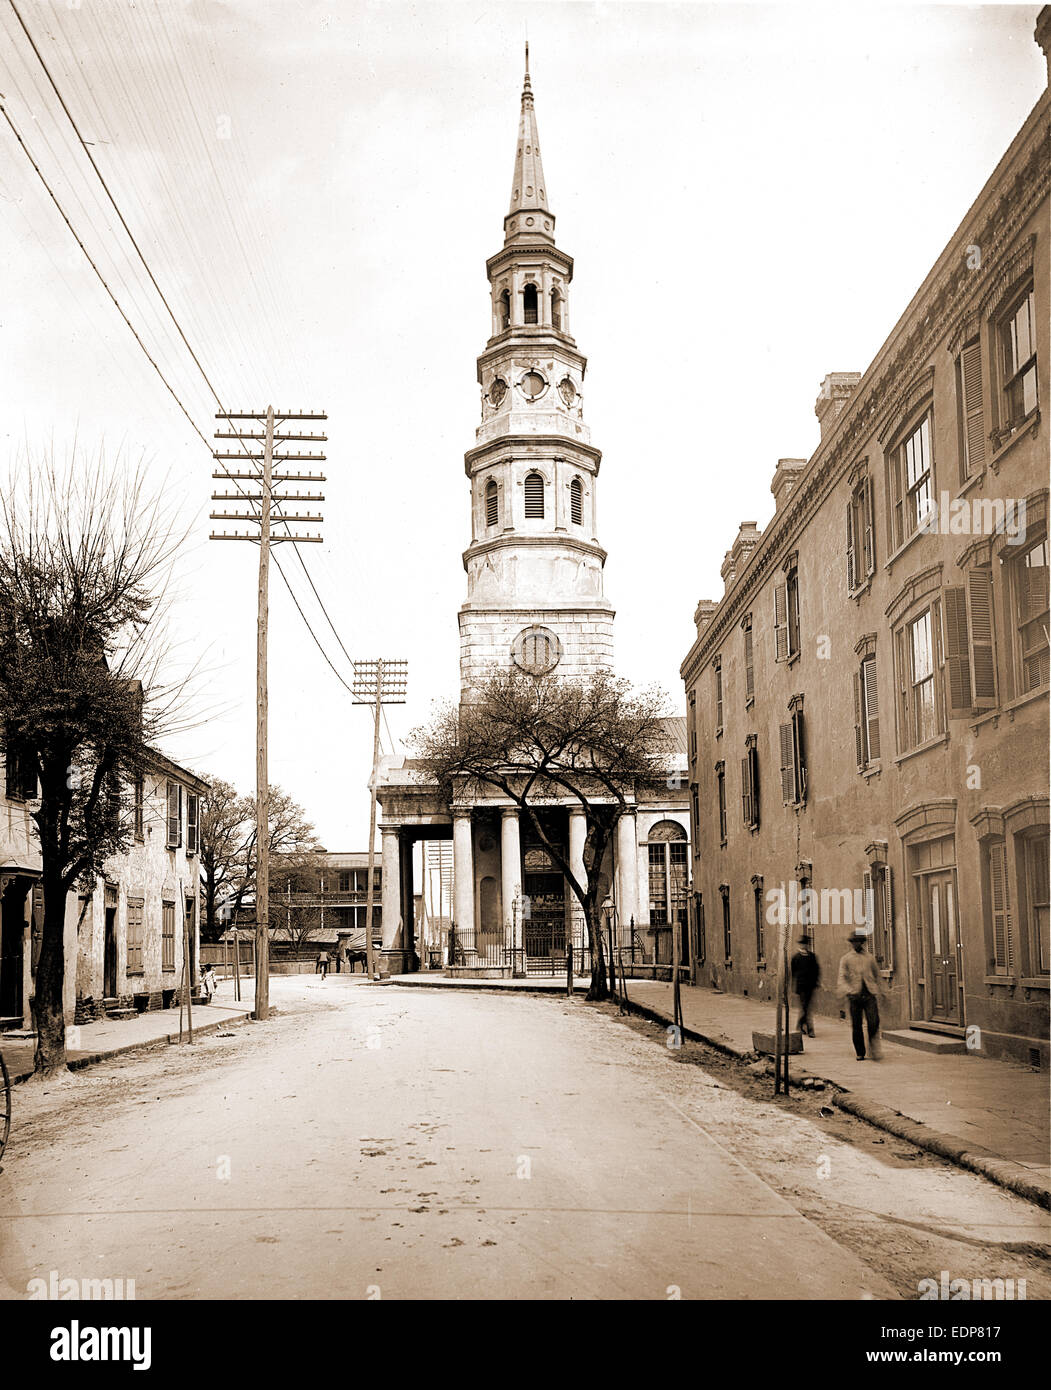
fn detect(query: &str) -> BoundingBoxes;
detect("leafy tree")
[197,777,251,942]
[411,670,671,1000]
[268,850,326,956]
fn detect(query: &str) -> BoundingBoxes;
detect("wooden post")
[233,925,241,1002]
[773,905,788,1094]
[182,901,194,1045]
[782,926,791,1094]
[252,405,274,1021]
[364,660,383,981]
[672,902,683,1034]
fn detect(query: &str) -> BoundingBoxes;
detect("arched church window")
[499,289,510,331]
[485,479,499,529]
[524,472,545,519]
[647,821,689,931]
[570,477,583,526]
[550,289,562,330]
[523,282,538,324]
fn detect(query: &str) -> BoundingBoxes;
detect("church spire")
[505,43,553,244]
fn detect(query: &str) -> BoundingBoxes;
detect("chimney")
[815,372,861,441]
[720,549,736,592]
[771,458,806,512]
[1037,6,1051,85]
[693,598,718,639]
[721,522,762,593]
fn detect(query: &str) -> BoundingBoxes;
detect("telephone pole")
[210,407,327,1019]
[352,660,408,979]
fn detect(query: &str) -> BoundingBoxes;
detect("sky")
[0,0,1045,849]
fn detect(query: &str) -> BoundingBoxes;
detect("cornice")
[465,433,602,471]
[478,334,585,373]
[461,532,608,568]
[486,244,574,277]
[679,101,1049,681]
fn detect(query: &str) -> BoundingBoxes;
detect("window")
[524,472,545,519]
[570,477,583,526]
[338,871,352,893]
[1008,536,1049,693]
[499,289,510,330]
[166,781,182,849]
[1023,833,1050,975]
[512,625,561,675]
[999,286,1037,433]
[956,340,986,479]
[162,900,176,972]
[485,479,499,529]
[780,696,807,804]
[185,896,195,965]
[854,654,881,769]
[752,875,765,964]
[773,564,800,662]
[551,289,562,330]
[742,616,754,704]
[523,282,538,324]
[862,866,894,970]
[846,476,876,591]
[133,775,144,840]
[4,731,37,801]
[715,761,727,845]
[714,658,723,732]
[127,897,144,976]
[690,784,700,843]
[943,571,998,714]
[741,735,759,831]
[647,822,688,928]
[888,413,933,550]
[720,884,732,962]
[984,839,1013,976]
[688,691,697,763]
[895,602,945,751]
[695,893,706,965]
[186,792,199,857]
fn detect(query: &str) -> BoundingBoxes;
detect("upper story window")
[713,657,723,733]
[944,569,997,714]
[524,472,545,519]
[4,729,37,801]
[854,651,881,770]
[773,559,800,662]
[647,821,688,928]
[133,774,144,840]
[741,733,760,832]
[894,601,945,752]
[715,760,727,846]
[688,690,697,763]
[485,479,499,529]
[498,289,510,331]
[999,285,1037,435]
[779,696,807,806]
[956,339,986,480]
[523,282,538,324]
[741,615,754,705]
[570,476,583,526]
[846,475,875,593]
[888,413,933,551]
[550,289,562,330]
[186,792,199,856]
[1009,535,1049,694]
[166,780,183,849]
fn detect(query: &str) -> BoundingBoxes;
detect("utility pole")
[210,407,327,1020]
[352,660,408,979]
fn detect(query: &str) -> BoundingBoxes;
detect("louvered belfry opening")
[524,472,545,518]
[523,282,538,324]
[551,289,562,329]
[485,479,499,529]
[570,477,583,525]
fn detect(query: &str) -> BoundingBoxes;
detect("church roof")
[660,716,688,759]
[507,43,550,225]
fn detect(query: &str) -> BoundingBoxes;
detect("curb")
[8,1009,252,1085]
[389,978,589,998]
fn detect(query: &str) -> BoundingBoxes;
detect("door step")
[884,1028,968,1055]
[908,1019,966,1037]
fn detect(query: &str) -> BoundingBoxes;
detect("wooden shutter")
[126,898,144,975]
[862,656,881,762]
[967,567,997,708]
[794,707,807,802]
[862,870,874,937]
[485,481,498,528]
[773,582,788,661]
[895,625,910,749]
[741,755,752,827]
[862,476,875,577]
[749,745,760,830]
[187,793,199,855]
[853,669,865,769]
[944,586,973,715]
[744,627,754,701]
[166,781,179,848]
[846,501,856,592]
[960,341,986,476]
[881,867,894,971]
[570,477,583,525]
[779,721,796,803]
[989,840,1012,972]
[524,473,544,518]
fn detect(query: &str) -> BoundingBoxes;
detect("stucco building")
[375,52,690,976]
[681,15,1050,1066]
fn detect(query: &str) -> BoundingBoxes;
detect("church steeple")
[504,43,555,247]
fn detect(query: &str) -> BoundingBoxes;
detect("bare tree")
[268,850,326,957]
[411,671,672,1000]
[197,777,252,942]
[219,785,321,934]
[0,455,191,1074]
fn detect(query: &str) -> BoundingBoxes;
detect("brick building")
[681,14,1050,1067]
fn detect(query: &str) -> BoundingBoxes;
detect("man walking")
[790,935,820,1037]
[317,949,330,980]
[836,929,882,1060]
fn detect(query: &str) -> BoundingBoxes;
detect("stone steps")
[883,1027,968,1055]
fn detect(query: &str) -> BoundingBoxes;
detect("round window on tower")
[520,370,546,401]
[511,626,562,676]
[488,378,507,408]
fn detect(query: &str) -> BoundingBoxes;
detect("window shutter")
[853,669,865,770]
[187,793,199,855]
[966,567,997,708]
[741,755,752,827]
[862,476,875,577]
[749,745,760,830]
[989,840,1012,972]
[862,656,881,762]
[773,583,788,661]
[944,586,973,714]
[895,625,909,748]
[882,867,894,971]
[485,481,498,528]
[862,870,873,936]
[524,473,544,518]
[166,781,179,848]
[846,501,856,592]
[779,721,795,803]
[960,341,986,476]
[570,477,583,526]
[744,628,754,701]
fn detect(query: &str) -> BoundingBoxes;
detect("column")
[616,810,639,941]
[380,826,401,953]
[568,808,587,952]
[500,808,521,942]
[453,811,475,938]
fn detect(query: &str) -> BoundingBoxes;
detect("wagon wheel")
[0,1050,10,1166]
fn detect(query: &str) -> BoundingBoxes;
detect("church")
[376,52,690,977]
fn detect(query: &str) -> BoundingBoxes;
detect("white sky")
[0,0,1045,849]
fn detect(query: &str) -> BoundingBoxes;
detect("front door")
[0,881,27,1020]
[923,869,961,1024]
[104,906,118,998]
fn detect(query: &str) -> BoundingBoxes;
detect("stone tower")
[458,47,615,698]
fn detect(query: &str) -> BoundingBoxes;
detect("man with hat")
[836,929,882,1060]
[790,934,821,1037]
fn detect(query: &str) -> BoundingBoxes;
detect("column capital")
[452,806,473,821]
[501,806,520,820]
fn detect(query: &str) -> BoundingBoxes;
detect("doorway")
[920,867,962,1024]
[0,880,28,1021]
[103,903,118,998]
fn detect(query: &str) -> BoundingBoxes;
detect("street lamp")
[602,894,616,998]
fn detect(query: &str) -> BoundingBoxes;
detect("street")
[1,978,1048,1301]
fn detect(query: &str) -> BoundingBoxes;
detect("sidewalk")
[0,987,252,1084]
[390,972,1051,1210]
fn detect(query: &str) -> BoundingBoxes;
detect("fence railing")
[445,924,593,977]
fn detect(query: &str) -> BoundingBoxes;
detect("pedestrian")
[836,929,882,1060]
[317,950,329,980]
[790,935,820,1037]
[200,963,217,1004]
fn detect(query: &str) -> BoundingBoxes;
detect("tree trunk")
[32,871,68,1075]
[585,905,608,1001]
